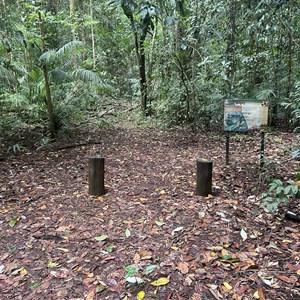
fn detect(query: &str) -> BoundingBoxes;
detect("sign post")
[260,131,265,168]
[226,132,230,165]
[224,99,268,164]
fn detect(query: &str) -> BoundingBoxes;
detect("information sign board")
[224,99,268,132]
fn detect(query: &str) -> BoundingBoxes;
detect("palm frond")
[39,50,56,64]
[51,68,69,84]
[256,89,275,100]
[11,61,28,76]
[28,68,43,82]
[72,68,101,84]
[56,40,84,58]
[0,92,29,109]
[0,65,17,87]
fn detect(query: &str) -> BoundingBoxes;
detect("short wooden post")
[196,159,213,196]
[89,156,105,196]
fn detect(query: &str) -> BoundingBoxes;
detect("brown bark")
[78,0,87,47]
[226,0,237,95]
[139,34,148,114]
[89,0,96,69]
[38,11,56,138]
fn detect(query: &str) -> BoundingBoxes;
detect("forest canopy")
[1,0,300,139]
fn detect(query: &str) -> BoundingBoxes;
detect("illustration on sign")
[224,99,268,132]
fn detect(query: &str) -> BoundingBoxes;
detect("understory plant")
[261,178,299,212]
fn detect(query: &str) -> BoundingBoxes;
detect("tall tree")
[89,0,96,69]
[119,0,158,114]
[38,10,56,138]
[226,0,237,96]
[70,0,76,41]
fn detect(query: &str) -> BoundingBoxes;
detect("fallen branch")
[57,141,102,150]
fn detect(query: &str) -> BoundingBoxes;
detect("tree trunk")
[89,0,96,69]
[147,16,158,110]
[226,0,237,96]
[69,0,76,41]
[139,34,148,114]
[132,17,148,115]
[78,0,87,47]
[38,11,56,138]
[287,30,292,99]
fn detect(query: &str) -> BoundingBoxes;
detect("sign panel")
[224,99,268,132]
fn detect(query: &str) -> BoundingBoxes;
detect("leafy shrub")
[261,179,298,212]
[283,81,300,131]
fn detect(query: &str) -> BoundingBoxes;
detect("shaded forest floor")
[0,125,300,300]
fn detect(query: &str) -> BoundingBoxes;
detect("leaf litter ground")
[0,127,300,300]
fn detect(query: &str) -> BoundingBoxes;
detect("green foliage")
[261,179,299,212]
[7,144,26,154]
[123,263,157,284]
[124,265,138,278]
[1,0,300,140]
[292,148,300,159]
[283,81,300,131]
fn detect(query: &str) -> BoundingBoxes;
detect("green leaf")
[124,265,138,278]
[145,264,157,275]
[96,283,106,293]
[276,186,283,195]
[39,50,56,64]
[8,218,18,227]
[47,261,60,268]
[268,184,277,192]
[125,276,144,284]
[106,245,114,253]
[261,192,268,198]
[284,186,291,195]
[266,202,279,212]
[155,221,165,227]
[240,228,247,241]
[56,40,83,57]
[292,185,298,195]
[219,255,240,263]
[274,179,283,186]
[219,254,232,260]
[72,68,101,84]
[30,281,42,289]
[125,228,131,238]
[95,235,108,241]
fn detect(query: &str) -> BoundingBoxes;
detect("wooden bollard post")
[196,159,213,196]
[89,156,105,196]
